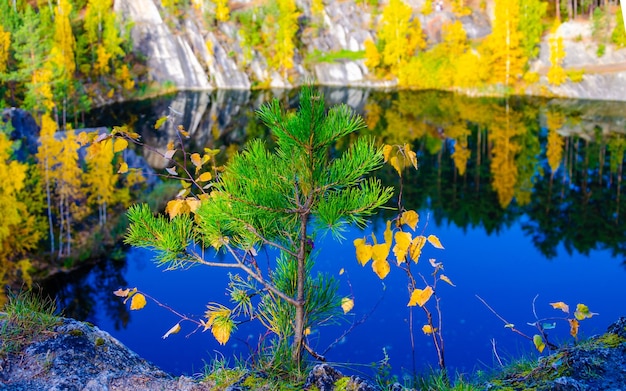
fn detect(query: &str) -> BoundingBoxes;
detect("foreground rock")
[1,316,624,390]
[486,317,626,390]
[0,318,210,391]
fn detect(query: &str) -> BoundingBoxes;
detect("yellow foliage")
[442,21,468,57]
[482,0,526,87]
[53,0,76,78]
[546,110,565,175]
[0,26,10,74]
[377,0,425,75]
[547,34,567,86]
[489,107,524,208]
[214,0,230,22]
[364,39,380,70]
[407,286,433,307]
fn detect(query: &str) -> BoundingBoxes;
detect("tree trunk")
[292,212,309,367]
[556,0,561,21]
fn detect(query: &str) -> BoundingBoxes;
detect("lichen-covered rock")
[485,317,626,390]
[0,318,210,391]
[303,363,380,391]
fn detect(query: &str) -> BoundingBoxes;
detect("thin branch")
[476,294,533,341]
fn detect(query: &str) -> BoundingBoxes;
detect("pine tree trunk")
[44,159,55,256]
[292,212,309,367]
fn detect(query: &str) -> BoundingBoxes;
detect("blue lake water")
[43,89,626,380]
[47,213,625,379]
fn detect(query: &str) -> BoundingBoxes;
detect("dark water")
[44,89,626,380]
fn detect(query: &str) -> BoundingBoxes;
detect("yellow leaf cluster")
[0,26,10,74]
[408,286,433,307]
[114,287,147,310]
[422,324,437,334]
[383,144,418,177]
[165,198,202,219]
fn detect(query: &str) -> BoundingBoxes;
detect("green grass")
[0,290,60,357]
[305,49,365,64]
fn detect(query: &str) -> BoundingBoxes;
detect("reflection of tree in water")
[368,91,625,261]
[42,258,130,330]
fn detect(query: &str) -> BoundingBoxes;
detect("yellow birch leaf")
[393,231,412,265]
[533,334,545,353]
[339,268,345,275]
[372,258,390,279]
[165,199,187,219]
[422,324,436,334]
[574,303,598,320]
[130,293,147,310]
[440,274,455,286]
[154,116,168,129]
[179,125,190,138]
[372,243,390,262]
[550,301,569,313]
[504,323,515,328]
[162,323,181,339]
[408,286,433,307]
[405,143,418,170]
[191,153,202,169]
[390,156,402,177]
[383,144,393,163]
[118,162,129,174]
[341,297,354,314]
[167,141,175,151]
[186,198,201,213]
[401,210,419,231]
[113,138,128,153]
[211,322,232,345]
[568,319,579,338]
[354,238,373,266]
[383,220,393,245]
[427,234,445,249]
[113,288,130,297]
[197,172,212,182]
[409,236,427,263]
[304,327,312,336]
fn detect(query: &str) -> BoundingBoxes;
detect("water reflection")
[48,89,626,376]
[42,259,131,330]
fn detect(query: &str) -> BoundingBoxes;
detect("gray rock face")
[532,20,626,101]
[0,318,209,391]
[1,108,39,161]
[113,0,211,90]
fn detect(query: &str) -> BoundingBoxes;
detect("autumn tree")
[0,25,10,75]
[372,0,426,76]
[84,0,124,77]
[50,0,77,127]
[124,86,393,370]
[482,0,527,88]
[265,0,300,78]
[0,132,42,293]
[55,129,85,257]
[84,136,128,226]
[547,25,567,86]
[519,0,548,60]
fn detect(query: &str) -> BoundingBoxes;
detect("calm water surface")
[44,89,626,379]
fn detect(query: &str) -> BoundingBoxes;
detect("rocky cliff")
[112,0,626,101]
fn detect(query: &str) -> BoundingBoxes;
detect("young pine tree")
[125,86,394,370]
